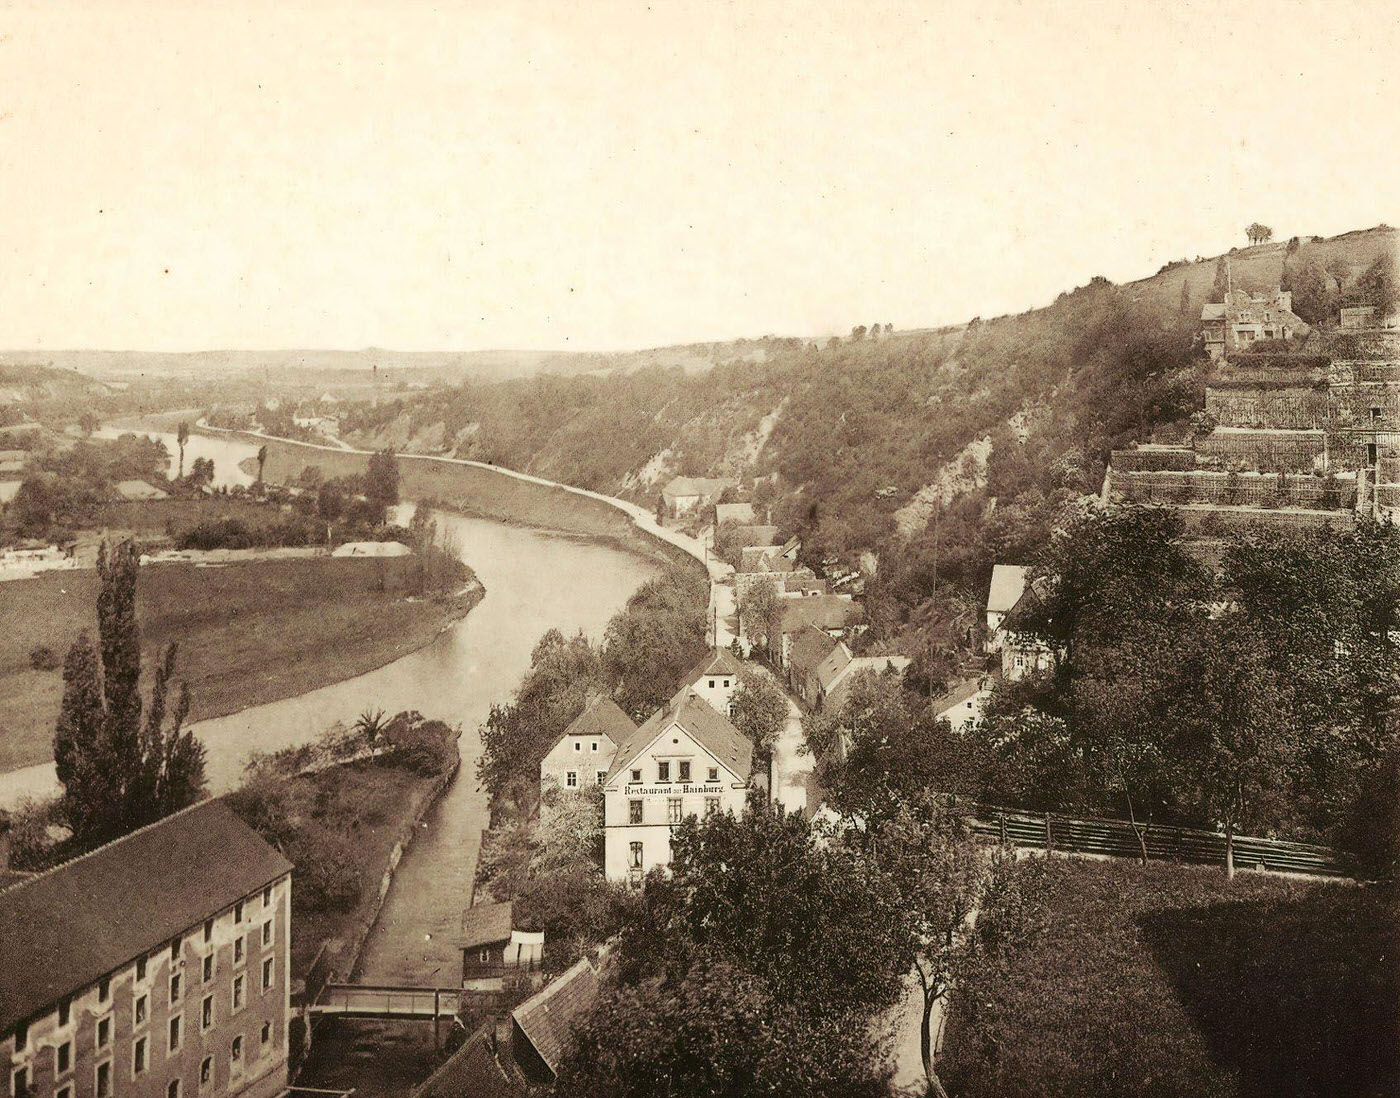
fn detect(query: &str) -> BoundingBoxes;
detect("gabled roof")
[814,641,855,690]
[739,545,781,572]
[606,691,754,784]
[511,957,601,1080]
[824,656,912,704]
[557,696,636,746]
[113,479,169,501]
[715,502,755,525]
[683,648,744,686]
[779,595,863,635]
[0,799,291,1035]
[731,524,780,546]
[987,564,1029,615]
[787,625,841,677]
[758,555,796,574]
[662,476,733,501]
[1002,576,1050,632]
[459,901,514,951]
[933,677,988,717]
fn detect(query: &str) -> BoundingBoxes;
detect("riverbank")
[0,556,483,774]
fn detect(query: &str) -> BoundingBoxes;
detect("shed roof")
[0,799,290,1035]
[459,901,514,951]
[511,957,600,1080]
[987,564,1029,615]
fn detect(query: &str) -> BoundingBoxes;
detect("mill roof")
[0,800,290,1035]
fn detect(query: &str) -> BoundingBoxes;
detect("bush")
[2,797,61,870]
[381,712,458,775]
[285,828,365,911]
[28,645,59,671]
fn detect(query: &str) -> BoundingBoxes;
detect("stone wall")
[1195,430,1326,473]
[1205,387,1330,430]
[1110,469,1354,510]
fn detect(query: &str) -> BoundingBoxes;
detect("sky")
[1,0,1397,353]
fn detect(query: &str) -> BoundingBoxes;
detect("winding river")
[1,427,660,982]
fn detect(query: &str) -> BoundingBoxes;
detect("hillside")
[298,227,1399,649]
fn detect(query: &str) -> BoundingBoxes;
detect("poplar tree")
[53,540,206,846]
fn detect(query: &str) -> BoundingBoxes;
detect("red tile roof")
[0,800,291,1035]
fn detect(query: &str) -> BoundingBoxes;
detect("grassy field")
[0,556,481,773]
[940,858,1397,1098]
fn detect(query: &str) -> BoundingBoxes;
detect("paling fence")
[969,804,1352,877]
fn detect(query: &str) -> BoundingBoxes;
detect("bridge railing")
[314,984,461,1018]
[969,804,1351,877]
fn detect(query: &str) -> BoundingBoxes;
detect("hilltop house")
[0,801,293,1098]
[601,691,753,883]
[1200,288,1307,360]
[539,696,636,797]
[661,477,735,516]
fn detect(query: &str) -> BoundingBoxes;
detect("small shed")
[459,901,544,981]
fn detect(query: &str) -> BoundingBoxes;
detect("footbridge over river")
[306,983,506,1020]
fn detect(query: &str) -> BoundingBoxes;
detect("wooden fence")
[969,804,1352,877]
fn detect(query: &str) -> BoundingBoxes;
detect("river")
[1,427,661,984]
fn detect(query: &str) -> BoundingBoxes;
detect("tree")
[54,541,206,844]
[737,576,783,651]
[533,786,604,875]
[1354,251,1398,315]
[316,478,345,522]
[1245,222,1273,246]
[189,456,215,486]
[1209,256,1229,302]
[364,450,400,522]
[1178,279,1191,320]
[603,569,708,719]
[727,673,788,766]
[255,444,268,486]
[78,411,99,437]
[850,325,867,341]
[176,421,190,479]
[875,795,985,1098]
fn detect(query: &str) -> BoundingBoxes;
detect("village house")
[998,581,1055,681]
[660,476,735,516]
[538,696,636,798]
[933,677,993,732]
[786,625,842,706]
[776,596,865,670]
[456,902,543,983]
[1200,287,1307,360]
[508,957,600,1086]
[0,802,293,1098]
[601,691,753,884]
[679,648,744,717]
[813,643,911,714]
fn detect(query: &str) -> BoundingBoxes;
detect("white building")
[602,691,753,884]
[679,648,744,718]
[539,696,636,796]
[986,564,1028,651]
[934,677,993,732]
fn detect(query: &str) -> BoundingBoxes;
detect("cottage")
[817,650,911,714]
[0,801,293,1098]
[776,596,864,669]
[1200,288,1307,360]
[786,625,842,707]
[539,696,636,796]
[933,677,993,732]
[660,476,735,516]
[457,901,543,982]
[999,580,1056,681]
[602,691,753,883]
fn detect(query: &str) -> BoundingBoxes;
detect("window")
[97,1017,110,1050]
[169,1016,182,1053]
[201,996,213,1032]
[630,768,642,783]
[203,920,213,944]
[57,1086,71,1098]
[707,767,718,782]
[98,977,110,1004]
[705,797,720,816]
[708,678,716,688]
[136,956,147,981]
[167,1080,180,1098]
[234,937,244,966]
[170,935,181,963]
[628,799,643,824]
[595,770,607,786]
[234,901,244,924]
[199,1057,212,1090]
[722,678,730,688]
[667,797,683,824]
[12,1068,27,1098]
[678,761,691,782]
[57,1040,71,1075]
[230,1036,243,1071]
[565,771,578,788]
[573,741,581,752]
[629,841,643,868]
[170,973,182,1004]
[262,885,272,908]
[590,741,598,752]
[262,920,272,947]
[262,958,274,992]
[657,761,670,782]
[133,1036,148,1076]
[13,1021,26,1053]
[232,975,245,1012]
[202,955,214,983]
[259,1022,271,1047]
[135,994,148,1026]
[95,1061,111,1098]
[58,998,70,1028]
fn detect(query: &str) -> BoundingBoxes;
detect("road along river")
[0,429,662,986]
